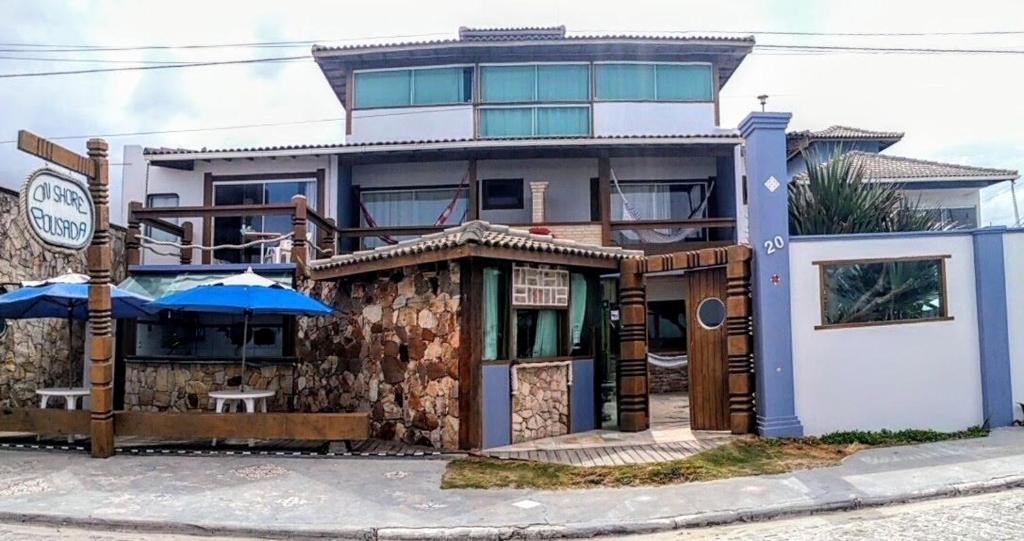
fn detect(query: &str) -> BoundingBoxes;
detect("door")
[686,267,730,430]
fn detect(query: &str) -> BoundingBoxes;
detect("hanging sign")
[20,168,95,252]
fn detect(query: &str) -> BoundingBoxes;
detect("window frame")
[480,178,524,210]
[145,193,180,242]
[352,64,475,110]
[593,61,715,103]
[814,254,953,330]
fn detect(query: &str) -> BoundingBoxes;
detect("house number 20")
[763,235,785,255]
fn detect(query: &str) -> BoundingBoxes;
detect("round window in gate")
[696,297,726,330]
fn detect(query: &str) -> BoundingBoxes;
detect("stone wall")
[512,363,570,443]
[123,363,294,412]
[649,363,688,394]
[0,188,126,407]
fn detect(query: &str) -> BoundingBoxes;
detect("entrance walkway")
[482,393,735,466]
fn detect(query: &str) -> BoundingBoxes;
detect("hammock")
[612,168,715,244]
[647,352,688,369]
[359,169,470,246]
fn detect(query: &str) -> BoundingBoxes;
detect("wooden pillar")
[320,217,337,258]
[201,173,213,264]
[125,201,142,269]
[291,195,308,268]
[180,221,194,265]
[598,156,612,246]
[86,138,115,458]
[617,257,649,431]
[726,245,756,433]
[467,159,479,221]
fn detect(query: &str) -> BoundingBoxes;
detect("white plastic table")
[209,390,275,414]
[36,387,90,410]
[35,387,90,443]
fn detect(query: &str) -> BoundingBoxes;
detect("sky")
[1,0,1022,224]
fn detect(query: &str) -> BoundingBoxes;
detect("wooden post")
[617,257,649,431]
[180,221,194,265]
[291,195,308,268]
[598,156,612,246]
[125,201,142,269]
[86,138,115,458]
[726,245,756,434]
[467,159,479,221]
[320,217,336,258]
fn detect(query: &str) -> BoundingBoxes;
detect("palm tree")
[790,150,950,325]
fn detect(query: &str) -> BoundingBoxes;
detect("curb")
[3,474,1024,540]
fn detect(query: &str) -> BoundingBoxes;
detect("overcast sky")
[2,0,1022,224]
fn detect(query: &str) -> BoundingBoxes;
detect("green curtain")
[413,67,465,105]
[482,65,535,102]
[480,107,534,137]
[532,310,559,358]
[537,65,590,101]
[483,268,501,360]
[570,273,588,350]
[596,64,655,100]
[536,107,590,136]
[655,64,714,101]
[354,70,411,108]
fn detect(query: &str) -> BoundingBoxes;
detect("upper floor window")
[595,63,714,102]
[212,176,318,264]
[145,193,179,242]
[480,105,590,138]
[354,66,473,109]
[481,64,590,103]
[359,186,467,247]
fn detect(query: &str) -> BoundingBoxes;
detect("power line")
[755,44,1024,54]
[0,32,452,53]
[0,55,308,78]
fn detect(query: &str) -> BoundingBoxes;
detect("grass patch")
[443,426,990,490]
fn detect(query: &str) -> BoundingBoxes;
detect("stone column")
[738,112,803,438]
[529,182,549,224]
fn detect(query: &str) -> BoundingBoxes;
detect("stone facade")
[0,188,126,407]
[649,363,688,394]
[121,262,463,450]
[511,363,570,443]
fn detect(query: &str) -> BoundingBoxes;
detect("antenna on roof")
[757,94,769,112]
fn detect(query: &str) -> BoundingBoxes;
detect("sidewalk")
[1,429,1023,540]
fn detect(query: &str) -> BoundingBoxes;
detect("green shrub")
[814,426,988,446]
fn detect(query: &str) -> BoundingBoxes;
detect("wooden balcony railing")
[125,195,337,271]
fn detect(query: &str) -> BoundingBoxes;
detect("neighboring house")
[786,125,1020,228]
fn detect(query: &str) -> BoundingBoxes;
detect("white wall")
[789,233,984,435]
[1005,231,1024,421]
[349,106,474,144]
[593,102,718,136]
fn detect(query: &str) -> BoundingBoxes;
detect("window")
[817,256,949,329]
[483,267,508,361]
[481,64,590,103]
[481,178,523,210]
[135,312,289,359]
[922,207,978,229]
[516,310,564,358]
[647,300,686,353]
[145,194,179,242]
[354,67,473,109]
[212,177,317,264]
[359,187,467,247]
[480,106,590,137]
[595,63,714,102]
[610,180,709,244]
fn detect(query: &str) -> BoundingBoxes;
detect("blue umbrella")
[150,268,333,390]
[0,273,154,386]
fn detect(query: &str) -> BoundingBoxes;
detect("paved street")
[625,488,1024,541]
[0,522,244,541]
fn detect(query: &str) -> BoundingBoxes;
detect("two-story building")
[113,26,765,449]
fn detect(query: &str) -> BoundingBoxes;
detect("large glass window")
[922,207,978,229]
[135,312,288,359]
[145,194,179,242]
[354,67,472,109]
[212,178,316,264]
[818,257,948,328]
[481,64,590,103]
[359,187,467,247]
[480,106,590,138]
[595,63,713,102]
[611,181,707,221]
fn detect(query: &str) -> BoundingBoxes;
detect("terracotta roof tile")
[787,125,904,156]
[846,151,1018,181]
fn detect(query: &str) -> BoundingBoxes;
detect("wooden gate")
[617,245,755,434]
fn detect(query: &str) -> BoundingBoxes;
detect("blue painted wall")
[739,111,804,438]
[973,228,1015,427]
[482,363,511,448]
[571,358,597,433]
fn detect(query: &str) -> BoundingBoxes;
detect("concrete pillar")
[973,227,1014,426]
[738,112,804,438]
[529,181,549,223]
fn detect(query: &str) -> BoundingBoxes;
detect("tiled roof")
[458,26,567,41]
[309,221,643,273]
[787,125,904,156]
[142,132,742,157]
[311,32,754,53]
[846,151,1018,181]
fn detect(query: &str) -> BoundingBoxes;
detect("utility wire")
[0,55,308,78]
[0,32,452,53]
